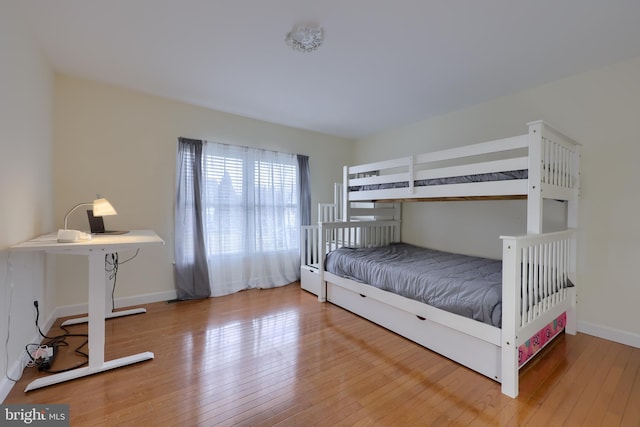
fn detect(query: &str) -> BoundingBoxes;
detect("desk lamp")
[57,196,117,243]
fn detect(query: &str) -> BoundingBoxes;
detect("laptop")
[86,210,128,235]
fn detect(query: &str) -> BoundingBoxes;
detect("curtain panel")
[297,154,311,226]
[174,138,211,299]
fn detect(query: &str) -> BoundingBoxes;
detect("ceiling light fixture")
[285,26,324,53]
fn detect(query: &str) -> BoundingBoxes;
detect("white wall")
[0,0,55,401]
[53,75,353,308]
[354,56,640,347]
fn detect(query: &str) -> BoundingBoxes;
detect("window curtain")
[297,154,311,226]
[175,138,310,298]
[174,138,211,299]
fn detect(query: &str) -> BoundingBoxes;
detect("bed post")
[342,165,349,221]
[317,221,327,302]
[334,182,343,221]
[500,236,520,398]
[527,121,544,234]
[566,145,580,335]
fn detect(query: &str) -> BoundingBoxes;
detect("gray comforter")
[325,243,503,327]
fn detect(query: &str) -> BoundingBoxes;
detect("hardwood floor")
[4,283,639,426]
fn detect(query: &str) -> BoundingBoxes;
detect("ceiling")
[19,0,640,139]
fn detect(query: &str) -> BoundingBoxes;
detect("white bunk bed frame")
[300,121,580,398]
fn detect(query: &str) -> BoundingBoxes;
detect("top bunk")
[343,121,580,204]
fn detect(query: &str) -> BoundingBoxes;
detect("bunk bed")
[300,121,580,398]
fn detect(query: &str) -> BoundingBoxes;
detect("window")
[202,150,299,255]
[174,138,309,298]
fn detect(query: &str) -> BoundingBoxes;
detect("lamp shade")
[92,198,117,216]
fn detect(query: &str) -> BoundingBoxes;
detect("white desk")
[11,230,164,391]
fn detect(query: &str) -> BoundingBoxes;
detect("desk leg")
[87,252,105,366]
[61,253,146,327]
[25,253,153,392]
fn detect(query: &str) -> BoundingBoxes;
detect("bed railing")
[303,189,401,272]
[316,220,401,300]
[302,219,402,272]
[500,229,577,396]
[527,121,581,208]
[344,134,529,202]
[320,220,401,252]
[342,121,580,205]
[301,225,320,269]
[542,133,576,188]
[501,229,576,330]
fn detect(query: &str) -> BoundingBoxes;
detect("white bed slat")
[349,156,411,175]
[318,203,336,222]
[350,172,409,186]
[413,134,528,164]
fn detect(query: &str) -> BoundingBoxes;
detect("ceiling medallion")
[285,26,324,53]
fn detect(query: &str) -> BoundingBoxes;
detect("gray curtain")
[174,138,211,300]
[297,154,311,226]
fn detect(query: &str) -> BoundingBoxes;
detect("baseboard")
[1,367,18,403]
[52,289,178,319]
[578,320,640,349]
[0,331,42,403]
[1,361,23,403]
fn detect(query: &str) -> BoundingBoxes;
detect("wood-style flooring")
[4,283,639,426]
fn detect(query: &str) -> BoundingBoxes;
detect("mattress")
[348,169,528,192]
[325,243,503,327]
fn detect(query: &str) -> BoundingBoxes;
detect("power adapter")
[35,346,56,371]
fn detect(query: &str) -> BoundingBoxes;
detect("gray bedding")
[325,243,503,327]
[349,169,528,192]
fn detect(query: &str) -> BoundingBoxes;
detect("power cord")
[106,253,119,311]
[105,250,139,311]
[27,301,89,373]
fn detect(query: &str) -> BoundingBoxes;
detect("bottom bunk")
[301,220,577,397]
[324,271,572,392]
